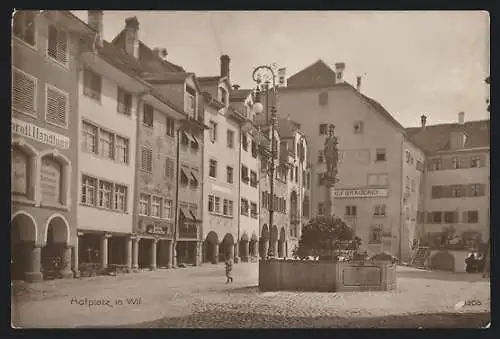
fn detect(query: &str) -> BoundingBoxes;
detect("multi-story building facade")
[276,118,309,256]
[112,16,205,267]
[406,114,490,253]
[199,57,243,264]
[11,11,94,282]
[277,60,409,258]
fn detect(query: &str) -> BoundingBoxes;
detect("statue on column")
[324,124,339,180]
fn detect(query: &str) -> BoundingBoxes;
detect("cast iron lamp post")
[252,65,278,259]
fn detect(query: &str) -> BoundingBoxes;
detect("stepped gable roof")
[405,120,490,154]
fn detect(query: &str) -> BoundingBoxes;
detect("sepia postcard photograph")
[10,9,490,329]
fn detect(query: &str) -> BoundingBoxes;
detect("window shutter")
[13,70,36,114]
[46,87,67,126]
[479,154,486,167]
[479,184,486,197]
[459,184,467,197]
[466,184,474,197]
[48,25,68,64]
[462,211,468,223]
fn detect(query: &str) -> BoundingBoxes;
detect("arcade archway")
[11,211,39,282]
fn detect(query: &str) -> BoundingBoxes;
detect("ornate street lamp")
[252,65,278,259]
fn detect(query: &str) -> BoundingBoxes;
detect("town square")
[11,10,490,328]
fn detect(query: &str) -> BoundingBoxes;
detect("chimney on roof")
[220,55,230,79]
[458,112,465,125]
[356,76,362,91]
[421,115,427,128]
[278,68,287,87]
[335,62,345,83]
[152,48,161,57]
[232,84,240,90]
[87,11,103,37]
[124,16,140,58]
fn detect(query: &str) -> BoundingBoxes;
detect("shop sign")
[12,118,70,149]
[40,157,61,204]
[334,188,389,198]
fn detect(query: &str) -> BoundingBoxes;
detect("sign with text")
[334,188,389,198]
[40,157,61,204]
[12,118,70,149]
[12,150,28,195]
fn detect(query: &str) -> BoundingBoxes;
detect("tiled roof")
[283,60,404,131]
[142,72,194,83]
[197,76,221,83]
[287,59,337,89]
[230,89,252,101]
[405,120,490,154]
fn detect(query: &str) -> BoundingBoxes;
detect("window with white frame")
[375,148,386,162]
[115,136,129,164]
[208,194,214,212]
[227,129,234,148]
[12,68,37,116]
[81,175,97,206]
[223,199,229,216]
[46,85,68,127]
[81,121,97,153]
[151,196,161,217]
[214,196,221,213]
[166,116,175,137]
[250,202,258,219]
[345,205,357,217]
[98,180,113,209]
[99,129,114,159]
[241,198,249,216]
[226,166,233,184]
[47,24,68,65]
[163,199,173,219]
[373,204,386,217]
[139,193,150,215]
[117,87,132,115]
[228,200,234,217]
[83,69,101,101]
[209,121,217,143]
[13,11,36,47]
[209,159,217,178]
[143,104,154,127]
[141,147,153,172]
[114,184,127,212]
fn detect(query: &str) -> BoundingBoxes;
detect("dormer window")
[185,85,197,117]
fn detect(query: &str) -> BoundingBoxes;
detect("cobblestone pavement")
[11,264,490,328]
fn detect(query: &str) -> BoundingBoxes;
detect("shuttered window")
[12,69,37,115]
[141,147,153,172]
[165,157,175,178]
[46,85,68,127]
[13,11,36,46]
[47,25,68,65]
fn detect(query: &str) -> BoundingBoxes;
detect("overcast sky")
[73,10,490,127]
